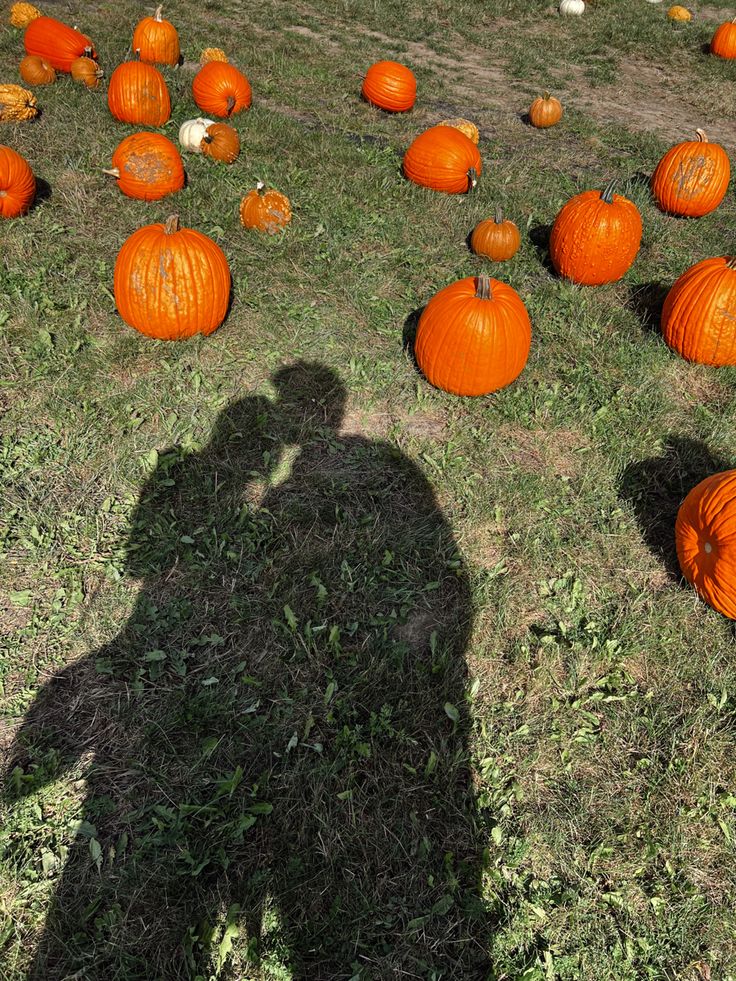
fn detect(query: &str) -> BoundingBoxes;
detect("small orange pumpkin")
[470,208,521,261]
[549,181,642,286]
[24,15,96,73]
[0,143,35,217]
[192,62,251,117]
[361,60,416,113]
[114,214,231,340]
[132,5,180,66]
[711,17,736,58]
[201,122,240,163]
[415,275,532,397]
[239,182,291,233]
[104,132,185,201]
[651,129,730,218]
[676,469,736,619]
[403,125,482,194]
[108,59,171,127]
[661,256,736,366]
[70,56,103,89]
[529,92,563,128]
[19,53,55,85]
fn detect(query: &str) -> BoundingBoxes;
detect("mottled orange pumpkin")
[470,208,521,261]
[201,122,240,163]
[10,3,42,28]
[361,60,416,113]
[0,143,35,217]
[114,214,231,340]
[19,53,56,85]
[239,182,291,233]
[651,129,730,218]
[104,132,184,201]
[711,18,736,58]
[108,60,170,127]
[661,256,736,366]
[192,62,251,117]
[529,92,563,128]
[676,469,736,619]
[70,56,103,89]
[132,5,180,66]
[24,15,96,73]
[549,181,642,286]
[414,274,532,396]
[403,125,482,194]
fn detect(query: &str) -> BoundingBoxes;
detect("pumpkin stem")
[256,181,266,195]
[226,95,236,115]
[164,214,180,234]
[102,168,120,178]
[154,4,164,20]
[601,180,617,204]
[543,90,551,100]
[467,167,478,191]
[475,276,493,301]
[727,257,736,269]
[494,206,504,224]
[695,128,708,143]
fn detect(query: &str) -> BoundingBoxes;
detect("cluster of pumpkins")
[561,0,733,37]
[1,3,736,621]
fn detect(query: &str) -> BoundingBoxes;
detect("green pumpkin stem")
[475,276,493,300]
[601,180,617,204]
[543,90,551,100]
[164,214,180,234]
[467,168,478,192]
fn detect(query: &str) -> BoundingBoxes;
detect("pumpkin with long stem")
[114,214,231,340]
[0,143,35,217]
[415,274,532,396]
[103,132,185,201]
[651,129,730,218]
[24,15,96,72]
[71,56,103,89]
[10,3,42,28]
[403,125,482,194]
[470,208,521,261]
[108,58,170,126]
[192,62,251,117]
[201,122,240,163]
[239,182,291,233]
[133,5,180,66]
[529,92,563,128]
[361,60,416,113]
[0,84,38,122]
[711,17,736,58]
[549,180,642,285]
[661,256,736,365]
[19,54,55,85]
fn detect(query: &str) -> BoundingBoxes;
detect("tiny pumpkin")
[104,132,185,201]
[0,83,38,122]
[10,2,42,28]
[529,92,563,129]
[439,118,479,144]
[651,129,730,218]
[192,61,251,117]
[108,60,171,127]
[403,124,482,194]
[19,54,55,85]
[71,55,103,89]
[114,214,231,340]
[24,15,96,73]
[668,5,691,21]
[414,274,532,397]
[179,117,216,153]
[239,182,291,233]
[470,208,521,262]
[661,256,736,366]
[0,143,36,217]
[200,47,228,65]
[132,5,180,66]
[676,469,736,619]
[201,122,240,163]
[711,17,736,58]
[361,60,416,113]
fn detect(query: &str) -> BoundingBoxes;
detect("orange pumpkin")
[549,181,642,286]
[24,15,96,73]
[70,56,103,89]
[192,62,251,117]
[414,274,532,397]
[529,92,563,128]
[201,122,240,163]
[10,3,42,29]
[661,256,736,365]
[651,129,730,218]
[114,214,231,340]
[108,60,170,127]
[200,47,228,65]
[104,132,184,201]
[676,469,736,619]
[711,18,736,58]
[0,144,35,217]
[132,5,180,66]
[239,182,291,233]
[470,209,521,261]
[403,125,482,194]
[19,54,56,85]
[361,60,416,113]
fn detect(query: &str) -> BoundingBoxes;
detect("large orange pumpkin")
[104,132,184,201]
[132,5,180,66]
[414,274,532,396]
[549,181,642,286]
[192,62,251,117]
[403,125,482,194]
[0,143,35,217]
[114,215,231,340]
[108,60,170,127]
[711,18,736,58]
[361,60,416,113]
[651,130,730,218]
[660,256,736,366]
[24,16,96,73]
[676,469,736,619]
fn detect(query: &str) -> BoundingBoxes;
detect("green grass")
[2,0,736,979]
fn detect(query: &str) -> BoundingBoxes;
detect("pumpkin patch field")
[3,0,736,978]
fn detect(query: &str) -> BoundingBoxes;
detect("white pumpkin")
[178,117,216,153]
[560,0,585,13]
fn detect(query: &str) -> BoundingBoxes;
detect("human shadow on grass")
[618,435,730,582]
[6,362,491,980]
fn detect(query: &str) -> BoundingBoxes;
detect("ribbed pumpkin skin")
[661,257,736,365]
[114,217,231,340]
[110,133,184,200]
[0,143,35,217]
[651,133,730,217]
[192,62,251,117]
[711,20,736,58]
[71,56,103,89]
[403,125,482,194]
[239,185,291,233]
[201,122,240,163]
[19,54,56,85]
[470,214,521,261]
[676,469,736,619]
[24,16,96,72]
[362,61,416,112]
[529,94,563,128]
[549,188,642,286]
[414,276,532,396]
[108,62,171,127]
[132,7,180,66]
